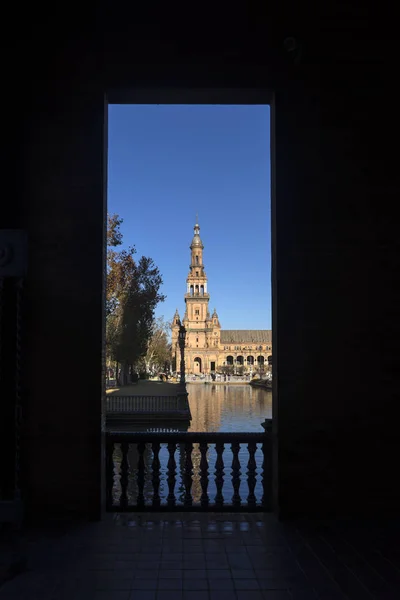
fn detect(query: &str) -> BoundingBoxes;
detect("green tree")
[106,214,165,384]
[139,317,172,375]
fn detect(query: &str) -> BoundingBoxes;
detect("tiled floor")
[0,513,399,599]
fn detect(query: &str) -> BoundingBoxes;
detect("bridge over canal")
[106,380,192,430]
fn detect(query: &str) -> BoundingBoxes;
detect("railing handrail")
[106,430,271,512]
[107,431,267,442]
[106,395,191,417]
[107,395,180,400]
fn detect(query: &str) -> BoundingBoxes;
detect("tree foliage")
[139,317,172,375]
[106,213,166,381]
[107,213,123,248]
[220,365,234,375]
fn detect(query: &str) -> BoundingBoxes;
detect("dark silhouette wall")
[7,6,398,520]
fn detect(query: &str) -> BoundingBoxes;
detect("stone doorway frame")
[106,88,277,512]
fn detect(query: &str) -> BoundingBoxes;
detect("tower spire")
[190,219,203,250]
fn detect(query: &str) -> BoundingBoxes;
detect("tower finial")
[195,213,198,224]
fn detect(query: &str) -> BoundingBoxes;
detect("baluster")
[106,438,115,510]
[184,442,194,507]
[119,442,130,509]
[136,441,146,508]
[246,441,257,509]
[167,441,177,507]
[199,441,209,508]
[261,436,272,510]
[231,440,241,508]
[152,441,161,508]
[214,442,225,508]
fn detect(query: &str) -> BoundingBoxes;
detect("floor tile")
[260,592,292,599]
[290,590,318,600]
[183,567,207,578]
[157,591,183,600]
[94,576,134,590]
[184,558,205,566]
[257,579,291,590]
[93,593,131,600]
[183,546,204,554]
[183,578,209,590]
[231,569,256,579]
[158,569,182,579]
[226,546,248,554]
[207,569,232,579]
[209,591,237,600]
[136,570,160,579]
[206,558,229,568]
[183,592,210,600]
[158,579,183,590]
[2,515,400,600]
[161,553,184,560]
[204,542,226,552]
[228,555,254,569]
[236,592,264,600]
[234,579,260,590]
[136,563,160,571]
[208,578,235,590]
[184,561,207,569]
[183,552,205,560]
[131,580,158,590]
[160,561,183,569]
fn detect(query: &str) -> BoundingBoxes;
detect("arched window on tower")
[195,285,199,295]
[190,285,194,296]
[200,285,204,296]
[195,255,199,265]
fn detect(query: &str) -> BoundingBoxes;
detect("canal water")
[187,383,272,433]
[112,384,272,508]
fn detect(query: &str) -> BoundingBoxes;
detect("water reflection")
[112,385,272,507]
[188,384,271,433]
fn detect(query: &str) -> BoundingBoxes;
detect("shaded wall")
[19,84,106,521]
[273,52,399,516]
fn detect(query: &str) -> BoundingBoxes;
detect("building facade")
[171,220,272,375]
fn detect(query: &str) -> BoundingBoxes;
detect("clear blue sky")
[108,104,271,329]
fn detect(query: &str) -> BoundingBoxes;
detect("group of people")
[190,373,251,382]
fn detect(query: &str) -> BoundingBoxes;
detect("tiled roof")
[220,330,272,343]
